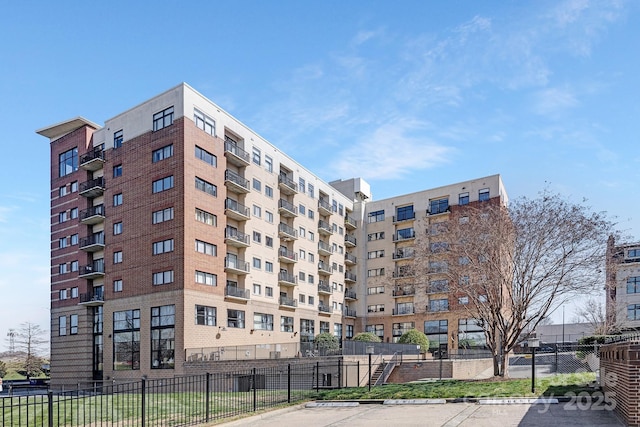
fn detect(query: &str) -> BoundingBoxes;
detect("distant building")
[606,237,640,331]
[534,323,595,344]
[39,83,509,387]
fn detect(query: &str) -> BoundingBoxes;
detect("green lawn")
[318,372,597,400]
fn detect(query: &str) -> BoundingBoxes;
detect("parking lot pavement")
[217,401,624,427]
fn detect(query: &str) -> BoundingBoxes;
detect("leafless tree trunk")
[574,298,626,335]
[14,322,48,379]
[416,191,614,377]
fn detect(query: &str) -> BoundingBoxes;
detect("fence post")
[338,359,342,389]
[205,373,211,423]
[357,360,360,387]
[252,367,257,412]
[287,364,291,403]
[48,390,54,427]
[141,378,146,427]
[316,361,320,392]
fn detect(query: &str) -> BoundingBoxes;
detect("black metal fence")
[1,361,359,427]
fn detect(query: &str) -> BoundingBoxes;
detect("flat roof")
[36,117,101,141]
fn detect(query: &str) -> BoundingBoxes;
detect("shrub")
[315,333,340,350]
[352,332,382,343]
[398,329,429,353]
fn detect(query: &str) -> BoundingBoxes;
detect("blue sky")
[1,0,638,351]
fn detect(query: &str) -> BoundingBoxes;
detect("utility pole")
[6,329,15,353]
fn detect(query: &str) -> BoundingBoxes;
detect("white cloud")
[532,87,579,116]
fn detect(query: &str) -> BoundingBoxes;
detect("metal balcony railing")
[279,296,297,307]
[225,286,250,299]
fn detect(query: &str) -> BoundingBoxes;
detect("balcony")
[318,305,333,315]
[225,198,250,221]
[393,249,414,260]
[318,241,333,256]
[278,174,298,195]
[344,272,357,283]
[79,177,105,198]
[393,306,415,316]
[224,227,250,248]
[224,139,250,167]
[79,204,105,225]
[224,257,249,275]
[345,215,357,230]
[393,288,416,297]
[318,261,332,276]
[225,286,250,301]
[344,289,357,300]
[278,247,298,264]
[344,253,357,265]
[279,296,297,309]
[393,230,416,242]
[318,220,333,236]
[80,150,105,171]
[224,169,250,194]
[278,223,298,241]
[344,234,357,247]
[392,269,414,279]
[393,213,416,223]
[318,198,332,216]
[278,271,297,287]
[79,260,105,279]
[318,281,333,295]
[79,233,105,252]
[278,199,298,217]
[344,307,357,318]
[79,289,104,306]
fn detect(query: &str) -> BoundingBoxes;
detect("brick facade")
[600,341,640,426]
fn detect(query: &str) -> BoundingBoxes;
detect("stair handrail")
[374,352,401,386]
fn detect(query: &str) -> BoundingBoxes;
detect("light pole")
[529,337,540,394]
[366,345,374,391]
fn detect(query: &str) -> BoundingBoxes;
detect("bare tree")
[14,322,48,379]
[416,191,615,377]
[574,298,625,335]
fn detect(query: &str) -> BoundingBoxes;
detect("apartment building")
[606,237,640,330]
[39,83,508,387]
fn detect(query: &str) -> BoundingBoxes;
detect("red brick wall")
[600,341,640,426]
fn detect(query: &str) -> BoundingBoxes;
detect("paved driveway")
[218,401,623,427]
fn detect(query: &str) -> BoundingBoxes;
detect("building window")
[428,299,449,312]
[59,288,68,300]
[280,316,294,332]
[194,109,215,136]
[458,319,487,349]
[195,177,217,197]
[69,208,78,219]
[113,309,140,370]
[308,209,315,220]
[252,257,261,269]
[424,320,448,350]
[153,176,174,193]
[151,305,175,369]
[153,106,174,131]
[265,236,273,248]
[253,205,261,218]
[153,270,174,285]
[367,304,385,313]
[59,185,68,198]
[113,164,122,177]
[70,260,78,272]
[346,325,354,339]
[253,283,261,295]
[195,240,216,256]
[308,274,315,284]
[368,210,385,223]
[252,178,262,192]
[479,188,490,202]
[253,231,262,243]
[265,286,273,297]
[227,309,245,328]
[70,234,78,245]
[309,296,315,306]
[153,239,174,255]
[300,319,315,341]
[265,211,273,223]
[253,313,274,331]
[396,205,415,221]
[113,222,123,235]
[458,296,469,305]
[195,270,217,286]
[114,279,123,292]
[265,186,273,198]
[195,208,216,226]
[70,314,78,335]
[628,249,640,259]
[628,304,640,321]
[430,198,449,215]
[320,321,330,334]
[627,277,640,294]
[59,211,68,223]
[59,316,67,336]
[113,193,123,206]
[367,250,384,259]
[152,144,173,162]
[113,251,123,264]
[59,237,68,248]
[58,264,68,275]
[428,279,449,293]
[458,192,470,205]
[299,204,306,216]
[195,305,216,326]
[153,207,174,224]
[365,324,384,339]
[59,147,78,177]
[299,294,306,304]
[195,145,217,167]
[114,130,123,148]
[252,147,261,165]
[265,155,273,173]
[367,286,385,295]
[367,268,385,277]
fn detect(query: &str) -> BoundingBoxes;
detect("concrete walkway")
[217,400,623,426]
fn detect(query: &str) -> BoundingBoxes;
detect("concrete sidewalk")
[217,400,623,426]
